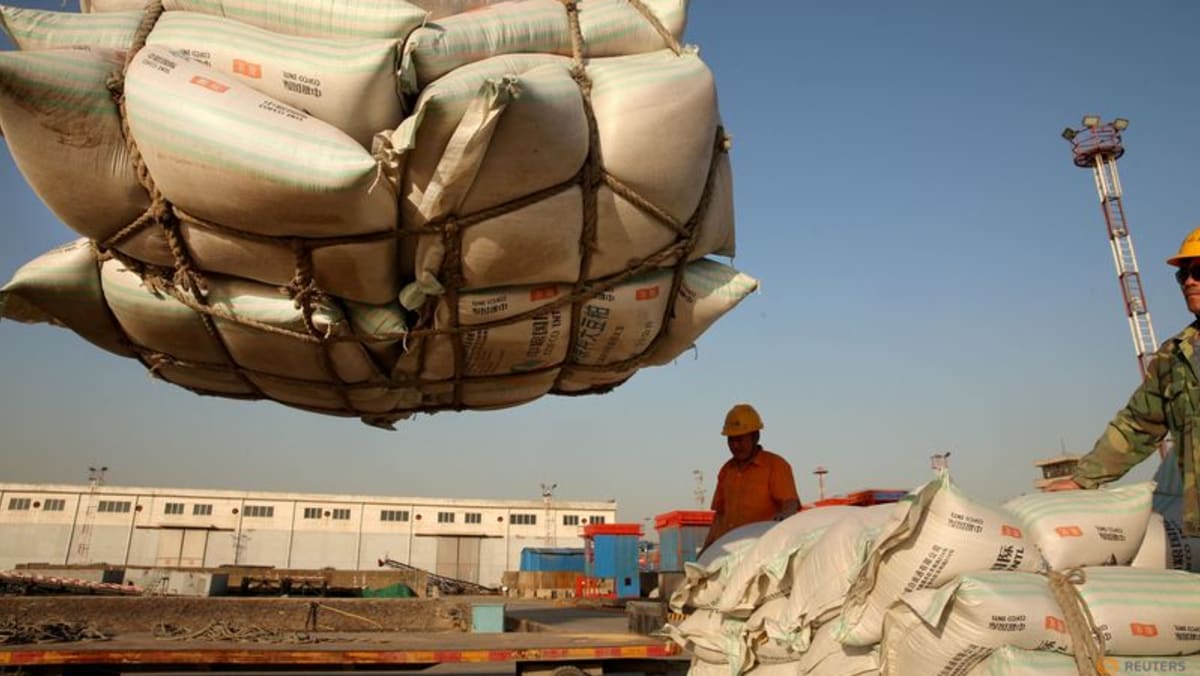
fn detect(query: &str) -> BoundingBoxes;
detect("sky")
[1,1,1197,533]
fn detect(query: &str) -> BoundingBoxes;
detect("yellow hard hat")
[722,403,763,436]
[1167,226,1200,266]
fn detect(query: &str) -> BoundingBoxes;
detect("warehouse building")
[0,483,616,588]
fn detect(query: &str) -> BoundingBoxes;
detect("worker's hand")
[1045,478,1084,491]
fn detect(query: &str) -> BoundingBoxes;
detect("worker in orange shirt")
[701,404,801,551]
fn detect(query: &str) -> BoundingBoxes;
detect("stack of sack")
[0,0,754,427]
[663,473,1200,675]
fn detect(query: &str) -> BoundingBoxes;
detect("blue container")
[583,524,641,598]
[519,547,586,573]
[655,511,713,571]
[471,603,505,633]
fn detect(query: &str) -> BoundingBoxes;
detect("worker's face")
[726,432,757,462]
[1177,260,1200,314]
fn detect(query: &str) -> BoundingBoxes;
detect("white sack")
[160,0,428,40]
[125,45,397,240]
[879,571,1068,676]
[400,0,687,92]
[767,504,895,651]
[145,12,404,147]
[0,5,140,49]
[670,521,774,612]
[971,647,1200,676]
[663,607,748,669]
[881,567,1200,676]
[796,622,879,676]
[836,473,1045,646]
[0,48,157,254]
[0,240,132,358]
[1003,481,1155,569]
[715,506,859,619]
[1131,512,1168,569]
[401,259,756,382]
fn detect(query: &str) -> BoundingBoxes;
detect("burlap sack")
[0,48,158,255]
[397,49,733,302]
[0,240,132,357]
[0,5,141,49]
[122,45,402,303]
[397,259,755,386]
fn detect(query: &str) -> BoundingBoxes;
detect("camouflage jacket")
[1073,321,1200,537]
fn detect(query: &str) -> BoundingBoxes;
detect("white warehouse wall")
[0,483,618,587]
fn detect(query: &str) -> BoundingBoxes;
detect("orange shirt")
[708,449,799,543]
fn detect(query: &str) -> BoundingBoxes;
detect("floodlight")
[1061,128,1077,141]
[1082,115,1101,128]
[1113,118,1129,130]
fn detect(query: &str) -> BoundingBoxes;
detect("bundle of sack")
[664,473,1200,675]
[0,0,753,427]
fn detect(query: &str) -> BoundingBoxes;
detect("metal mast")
[1062,116,1158,376]
[73,465,107,564]
[540,483,556,547]
[1063,116,1168,460]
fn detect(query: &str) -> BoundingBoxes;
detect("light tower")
[73,465,107,564]
[813,466,828,502]
[1061,116,1158,376]
[540,482,557,547]
[1062,115,1166,460]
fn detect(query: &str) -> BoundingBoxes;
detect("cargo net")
[90,0,734,428]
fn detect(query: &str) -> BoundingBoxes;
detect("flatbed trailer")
[0,601,686,676]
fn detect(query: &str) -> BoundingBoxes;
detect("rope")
[1045,568,1106,676]
[78,0,720,422]
[0,618,110,645]
[439,220,467,408]
[624,0,684,55]
[153,620,328,644]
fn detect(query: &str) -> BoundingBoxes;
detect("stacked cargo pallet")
[664,473,1200,675]
[0,0,755,427]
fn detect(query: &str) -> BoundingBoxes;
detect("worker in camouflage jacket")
[1050,227,1200,537]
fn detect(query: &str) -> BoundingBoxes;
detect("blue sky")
[1,1,1197,531]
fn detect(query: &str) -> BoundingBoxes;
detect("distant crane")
[692,469,706,507]
[1062,115,1166,459]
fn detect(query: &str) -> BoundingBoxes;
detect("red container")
[654,510,714,530]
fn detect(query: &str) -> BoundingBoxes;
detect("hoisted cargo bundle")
[0,0,753,427]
